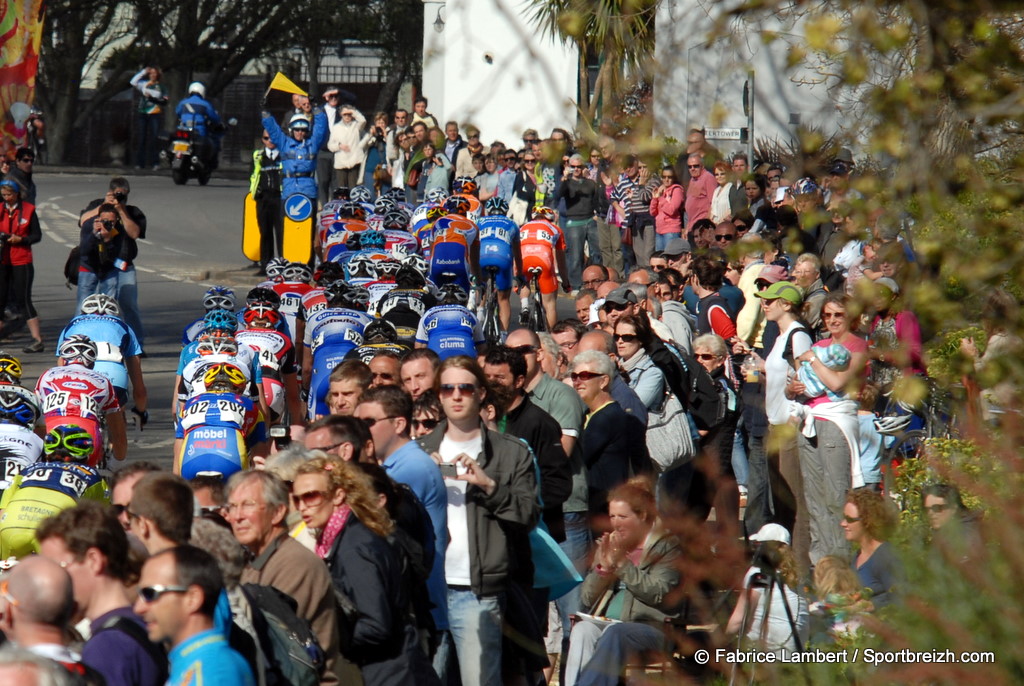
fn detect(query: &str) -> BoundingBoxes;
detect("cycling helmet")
[332,186,351,200]
[203,362,248,393]
[425,205,445,223]
[359,229,386,250]
[289,114,311,131]
[44,424,94,463]
[395,264,427,289]
[386,187,407,202]
[426,187,450,204]
[344,285,371,310]
[484,197,509,217]
[350,186,372,204]
[400,253,428,275]
[80,294,121,317]
[282,262,313,283]
[874,414,913,436]
[345,232,363,252]
[243,303,282,328]
[375,259,401,279]
[203,286,236,312]
[363,319,399,344]
[323,280,351,307]
[0,352,22,384]
[314,261,344,285]
[187,82,206,98]
[346,254,376,279]
[265,257,289,279]
[439,284,469,306]
[196,332,238,356]
[245,287,281,309]
[453,176,479,196]
[443,196,471,216]
[374,196,397,215]
[382,210,410,231]
[0,386,40,428]
[203,308,238,334]
[338,201,367,221]
[58,335,97,368]
[532,206,557,222]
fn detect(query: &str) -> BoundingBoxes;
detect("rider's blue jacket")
[261,108,329,200]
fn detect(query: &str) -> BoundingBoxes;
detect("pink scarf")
[315,504,351,559]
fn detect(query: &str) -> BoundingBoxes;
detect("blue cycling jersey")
[176,392,265,479]
[415,304,484,360]
[304,308,373,351]
[478,215,518,291]
[168,630,255,686]
[58,314,142,391]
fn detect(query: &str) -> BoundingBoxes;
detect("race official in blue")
[134,545,255,686]
[175,82,224,162]
[262,105,329,202]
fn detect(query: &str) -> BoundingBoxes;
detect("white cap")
[749,523,791,545]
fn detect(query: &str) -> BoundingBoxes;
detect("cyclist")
[174,362,268,479]
[346,319,409,364]
[377,264,438,345]
[234,293,303,434]
[451,175,482,221]
[317,201,367,260]
[415,284,484,360]
[268,261,313,344]
[519,205,571,328]
[476,197,523,331]
[413,203,446,263]
[175,310,264,417]
[36,336,126,466]
[304,282,373,418]
[0,351,23,385]
[57,294,147,425]
[182,285,237,345]
[429,205,475,292]
[0,424,109,560]
[0,385,44,496]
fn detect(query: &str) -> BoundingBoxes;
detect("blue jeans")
[732,420,749,488]
[77,270,119,310]
[115,267,144,347]
[655,231,681,252]
[565,621,666,686]
[447,587,504,686]
[563,218,601,289]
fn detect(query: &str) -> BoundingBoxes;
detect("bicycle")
[519,268,547,333]
[479,266,502,345]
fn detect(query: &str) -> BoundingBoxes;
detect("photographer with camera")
[78,177,148,348]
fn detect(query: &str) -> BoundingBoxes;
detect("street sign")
[283,193,313,222]
[704,127,744,141]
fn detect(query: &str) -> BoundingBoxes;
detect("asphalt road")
[24,170,576,471]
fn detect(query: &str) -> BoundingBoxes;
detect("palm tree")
[525,0,658,131]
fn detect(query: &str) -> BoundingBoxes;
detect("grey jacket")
[417,421,539,596]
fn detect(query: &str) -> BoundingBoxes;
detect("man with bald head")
[580,265,608,292]
[0,555,89,673]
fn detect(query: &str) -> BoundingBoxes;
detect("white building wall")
[421,0,578,145]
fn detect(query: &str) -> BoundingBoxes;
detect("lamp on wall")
[433,6,445,33]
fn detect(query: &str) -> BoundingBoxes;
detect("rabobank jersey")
[175,392,265,479]
[429,223,471,289]
[0,424,44,491]
[57,315,141,392]
[305,308,372,355]
[271,282,314,342]
[36,364,121,423]
[433,214,478,246]
[415,305,484,360]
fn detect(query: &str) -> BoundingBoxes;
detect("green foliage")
[924,326,984,385]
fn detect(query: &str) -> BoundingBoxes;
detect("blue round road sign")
[284,194,313,222]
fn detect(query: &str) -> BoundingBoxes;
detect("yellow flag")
[268,72,307,96]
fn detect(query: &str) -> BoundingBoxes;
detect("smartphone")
[439,463,458,479]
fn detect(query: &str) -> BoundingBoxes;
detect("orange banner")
[0,0,45,159]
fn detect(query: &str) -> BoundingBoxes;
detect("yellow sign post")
[241,193,261,262]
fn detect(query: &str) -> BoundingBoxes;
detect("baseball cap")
[749,523,791,545]
[874,277,900,295]
[604,287,638,307]
[754,281,803,305]
[757,264,789,284]
[663,238,692,257]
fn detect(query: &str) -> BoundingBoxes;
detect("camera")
[113,191,127,203]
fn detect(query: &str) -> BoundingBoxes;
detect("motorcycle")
[161,117,236,186]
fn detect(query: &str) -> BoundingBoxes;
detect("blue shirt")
[415,304,483,359]
[383,439,449,629]
[168,629,254,686]
[58,314,142,391]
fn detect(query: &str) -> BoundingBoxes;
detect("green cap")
[754,281,803,305]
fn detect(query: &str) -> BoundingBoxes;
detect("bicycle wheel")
[528,276,547,333]
[481,273,502,345]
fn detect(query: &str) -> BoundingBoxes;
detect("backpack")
[64,246,81,288]
[651,338,724,432]
[92,614,169,683]
[241,583,326,686]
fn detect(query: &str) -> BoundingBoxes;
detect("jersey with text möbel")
[415,305,484,360]
[175,392,265,479]
[57,314,142,392]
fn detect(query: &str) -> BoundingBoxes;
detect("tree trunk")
[374,65,409,114]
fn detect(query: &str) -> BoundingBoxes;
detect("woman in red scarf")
[292,455,439,686]
[0,180,43,352]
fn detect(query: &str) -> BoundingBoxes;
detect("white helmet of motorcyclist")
[188,81,206,98]
[289,114,311,131]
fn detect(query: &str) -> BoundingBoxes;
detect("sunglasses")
[687,164,702,169]
[714,234,735,242]
[361,415,396,428]
[767,175,782,181]
[524,158,536,163]
[821,312,847,319]
[292,489,331,508]
[510,344,535,355]
[695,353,718,360]
[613,333,638,343]
[843,515,861,523]
[138,585,190,603]
[569,164,582,169]
[570,371,605,382]
[439,383,477,397]
[112,503,129,517]
[604,302,630,312]
[413,418,440,431]
[925,504,950,513]
[262,135,271,141]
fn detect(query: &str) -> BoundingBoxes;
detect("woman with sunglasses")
[572,350,634,513]
[613,314,664,412]
[293,455,439,685]
[649,166,684,253]
[840,488,900,609]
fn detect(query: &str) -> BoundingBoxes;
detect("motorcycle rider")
[261,99,329,207]
[175,81,224,167]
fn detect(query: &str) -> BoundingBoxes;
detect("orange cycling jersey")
[519,219,565,295]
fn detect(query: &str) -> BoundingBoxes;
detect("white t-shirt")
[764,321,811,425]
[741,566,809,655]
[440,433,482,586]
